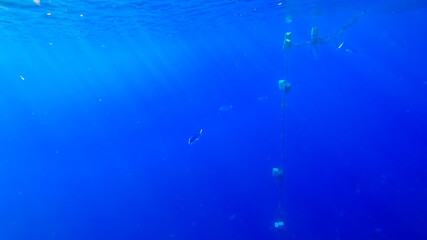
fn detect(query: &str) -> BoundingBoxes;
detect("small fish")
[257,96,268,102]
[219,105,233,112]
[188,129,202,145]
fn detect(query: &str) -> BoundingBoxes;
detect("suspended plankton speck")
[46,13,51,16]
[278,3,283,6]
[33,0,40,5]
[80,14,83,17]
[19,75,25,80]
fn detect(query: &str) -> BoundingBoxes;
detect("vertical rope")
[278,50,289,218]
[282,50,289,170]
[275,37,291,235]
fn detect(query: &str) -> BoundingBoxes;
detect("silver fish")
[188,129,203,144]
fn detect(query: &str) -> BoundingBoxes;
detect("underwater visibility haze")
[0,0,426,239]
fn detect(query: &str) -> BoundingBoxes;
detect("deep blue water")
[0,0,426,239]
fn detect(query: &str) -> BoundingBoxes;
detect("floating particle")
[33,0,40,5]
[274,221,284,228]
[19,75,25,80]
[46,13,51,16]
[278,3,282,6]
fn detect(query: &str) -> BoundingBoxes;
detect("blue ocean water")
[0,0,426,239]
